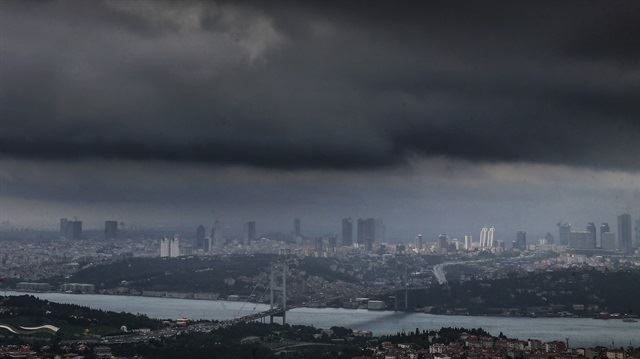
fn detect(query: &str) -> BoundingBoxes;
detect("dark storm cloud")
[1,1,640,170]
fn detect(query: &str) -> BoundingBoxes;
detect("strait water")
[4,291,640,347]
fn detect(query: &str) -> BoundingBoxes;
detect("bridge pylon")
[269,261,287,325]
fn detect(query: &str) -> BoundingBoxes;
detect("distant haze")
[1,1,640,240]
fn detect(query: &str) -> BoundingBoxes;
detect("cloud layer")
[1,1,640,170]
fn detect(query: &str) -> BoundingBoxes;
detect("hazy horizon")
[2,1,640,240]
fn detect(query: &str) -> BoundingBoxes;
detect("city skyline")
[1,2,640,238]
[4,1,640,356]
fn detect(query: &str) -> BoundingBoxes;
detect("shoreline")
[3,290,634,322]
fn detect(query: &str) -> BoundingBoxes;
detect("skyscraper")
[600,222,610,249]
[480,227,488,248]
[617,213,632,254]
[438,234,448,250]
[416,234,423,251]
[105,220,118,240]
[341,218,353,246]
[374,218,385,244]
[196,224,207,251]
[586,222,597,249]
[70,220,82,240]
[557,222,571,246]
[245,221,256,245]
[160,236,180,258]
[294,218,301,238]
[635,219,640,249]
[515,231,526,250]
[463,235,473,250]
[487,227,496,248]
[60,219,82,240]
[209,220,220,250]
[356,218,376,251]
[59,218,68,236]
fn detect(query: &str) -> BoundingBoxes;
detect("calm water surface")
[5,291,639,347]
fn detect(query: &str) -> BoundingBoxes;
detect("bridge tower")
[269,262,287,325]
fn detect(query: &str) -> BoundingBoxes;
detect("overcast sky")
[1,1,640,240]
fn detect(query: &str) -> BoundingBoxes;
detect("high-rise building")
[477,227,494,248]
[487,227,496,248]
[294,218,301,238]
[544,232,555,245]
[357,218,376,251]
[514,231,527,250]
[416,234,423,251]
[341,218,353,246]
[557,222,571,245]
[601,232,616,251]
[438,234,448,250]
[463,235,473,250]
[600,223,610,248]
[245,221,256,245]
[104,220,118,240]
[60,218,68,236]
[374,218,385,244]
[72,221,82,240]
[207,220,220,251]
[160,237,180,258]
[568,231,591,249]
[480,227,488,248]
[196,224,207,251]
[586,222,597,249]
[635,219,640,249]
[59,218,82,239]
[70,221,82,240]
[617,213,632,254]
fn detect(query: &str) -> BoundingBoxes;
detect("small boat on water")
[623,318,638,323]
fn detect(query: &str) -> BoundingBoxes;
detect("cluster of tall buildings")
[160,236,180,258]
[413,228,497,253]
[341,217,385,251]
[479,227,496,249]
[59,218,82,240]
[558,213,636,254]
[195,221,221,252]
[59,218,119,240]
